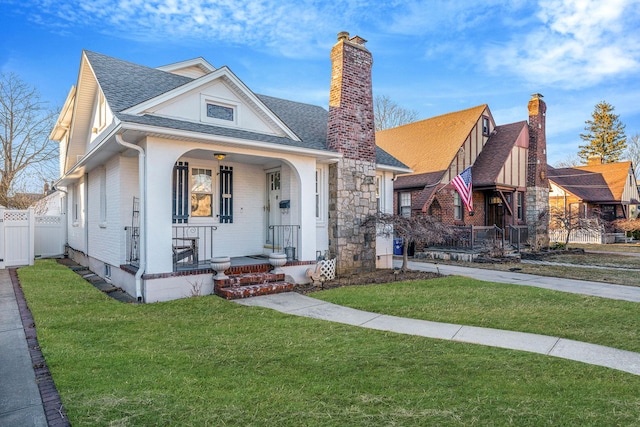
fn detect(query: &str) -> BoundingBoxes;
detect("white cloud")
[19,0,396,58]
[486,0,640,88]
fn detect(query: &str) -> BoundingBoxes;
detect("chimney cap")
[350,35,367,46]
[530,93,544,99]
[337,31,350,41]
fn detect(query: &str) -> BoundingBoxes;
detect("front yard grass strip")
[314,275,640,353]
[18,260,640,426]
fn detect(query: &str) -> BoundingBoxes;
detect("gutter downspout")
[115,134,146,302]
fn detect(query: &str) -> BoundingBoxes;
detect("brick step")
[214,272,285,289]
[215,281,294,300]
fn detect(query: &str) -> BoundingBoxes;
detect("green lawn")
[18,260,640,426]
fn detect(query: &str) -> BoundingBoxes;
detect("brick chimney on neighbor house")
[327,31,378,274]
[526,93,550,249]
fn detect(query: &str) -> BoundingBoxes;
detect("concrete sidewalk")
[236,262,640,376]
[402,260,640,302]
[0,269,47,426]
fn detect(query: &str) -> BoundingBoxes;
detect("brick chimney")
[587,155,603,166]
[526,93,550,249]
[327,31,377,274]
[327,31,376,162]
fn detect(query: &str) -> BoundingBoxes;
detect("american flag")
[451,167,473,212]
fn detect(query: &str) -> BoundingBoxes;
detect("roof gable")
[376,104,489,174]
[122,66,300,140]
[84,50,192,113]
[472,121,528,187]
[548,167,614,202]
[156,57,216,78]
[573,161,633,200]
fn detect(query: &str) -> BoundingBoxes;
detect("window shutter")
[219,165,233,223]
[172,161,189,223]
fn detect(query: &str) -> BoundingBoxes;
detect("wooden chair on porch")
[172,237,199,266]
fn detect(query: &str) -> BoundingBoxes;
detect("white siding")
[87,157,120,266]
[67,177,87,252]
[119,156,139,264]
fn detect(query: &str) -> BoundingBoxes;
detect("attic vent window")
[207,103,234,121]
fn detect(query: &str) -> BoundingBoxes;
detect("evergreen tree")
[578,101,627,164]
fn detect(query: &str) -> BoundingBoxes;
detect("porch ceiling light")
[213,153,226,160]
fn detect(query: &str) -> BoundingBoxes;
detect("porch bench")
[173,237,199,265]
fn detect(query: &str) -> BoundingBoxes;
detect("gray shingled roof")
[548,166,615,202]
[85,50,407,168]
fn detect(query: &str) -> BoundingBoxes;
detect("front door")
[266,170,281,245]
[487,193,505,230]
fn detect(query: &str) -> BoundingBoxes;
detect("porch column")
[287,157,317,261]
[143,139,180,274]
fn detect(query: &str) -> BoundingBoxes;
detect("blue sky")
[2,0,639,173]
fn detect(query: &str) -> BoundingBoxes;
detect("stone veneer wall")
[526,94,550,249]
[526,186,550,249]
[328,158,377,274]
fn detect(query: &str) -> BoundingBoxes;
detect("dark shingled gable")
[548,166,614,202]
[84,50,408,168]
[472,121,527,186]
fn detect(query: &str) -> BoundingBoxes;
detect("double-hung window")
[191,168,213,217]
[454,191,463,220]
[399,192,411,217]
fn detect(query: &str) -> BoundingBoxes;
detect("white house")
[50,32,410,302]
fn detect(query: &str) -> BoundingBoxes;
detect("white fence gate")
[0,208,65,269]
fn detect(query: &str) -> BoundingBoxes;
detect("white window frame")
[315,166,327,224]
[376,175,383,213]
[99,167,107,227]
[190,166,215,220]
[399,192,411,218]
[72,183,80,226]
[200,95,238,126]
[454,191,463,220]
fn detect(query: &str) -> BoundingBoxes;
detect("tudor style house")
[548,158,639,222]
[376,94,549,248]
[50,32,409,302]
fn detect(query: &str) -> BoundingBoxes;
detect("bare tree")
[364,213,452,271]
[624,133,640,179]
[374,95,419,131]
[549,206,602,249]
[553,154,581,168]
[0,72,57,208]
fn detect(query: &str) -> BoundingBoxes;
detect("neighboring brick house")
[377,94,549,245]
[548,158,640,223]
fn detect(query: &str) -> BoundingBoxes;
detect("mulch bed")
[295,268,441,294]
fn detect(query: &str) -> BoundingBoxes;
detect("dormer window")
[206,103,234,121]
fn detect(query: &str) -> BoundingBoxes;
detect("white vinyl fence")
[0,208,65,268]
[548,228,603,244]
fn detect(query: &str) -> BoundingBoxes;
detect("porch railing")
[508,225,529,251]
[438,225,473,249]
[268,225,300,261]
[124,225,219,270]
[172,225,217,270]
[473,225,505,251]
[125,226,140,266]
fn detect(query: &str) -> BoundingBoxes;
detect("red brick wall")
[327,34,376,163]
